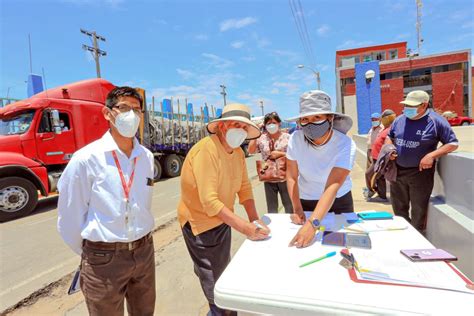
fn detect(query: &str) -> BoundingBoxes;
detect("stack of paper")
[353,250,472,294]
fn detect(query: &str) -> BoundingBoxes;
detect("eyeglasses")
[112,103,144,115]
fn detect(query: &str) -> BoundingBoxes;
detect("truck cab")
[0,79,114,221]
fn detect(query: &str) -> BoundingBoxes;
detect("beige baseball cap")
[400,90,430,107]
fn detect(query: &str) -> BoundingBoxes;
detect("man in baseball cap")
[366,112,383,170]
[386,90,458,232]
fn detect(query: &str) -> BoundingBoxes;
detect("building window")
[373,51,386,61]
[363,54,372,62]
[389,49,398,59]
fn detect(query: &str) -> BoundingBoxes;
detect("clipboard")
[341,249,474,294]
[68,267,81,295]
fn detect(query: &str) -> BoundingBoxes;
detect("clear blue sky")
[1,0,473,119]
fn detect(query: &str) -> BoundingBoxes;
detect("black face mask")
[301,120,331,140]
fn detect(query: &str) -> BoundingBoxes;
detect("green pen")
[299,251,337,268]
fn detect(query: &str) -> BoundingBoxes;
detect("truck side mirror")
[50,110,62,135]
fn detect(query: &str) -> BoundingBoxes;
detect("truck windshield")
[0,110,35,136]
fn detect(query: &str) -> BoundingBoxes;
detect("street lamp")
[365,69,375,116]
[297,64,321,90]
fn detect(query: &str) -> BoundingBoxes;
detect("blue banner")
[162,99,172,119]
[187,103,194,121]
[216,108,222,118]
[203,105,210,123]
[355,61,382,135]
[27,74,44,97]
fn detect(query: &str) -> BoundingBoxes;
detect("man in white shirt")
[57,86,156,316]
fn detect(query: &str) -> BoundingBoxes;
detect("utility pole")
[259,100,264,116]
[28,34,33,73]
[220,84,227,106]
[81,29,107,78]
[416,0,423,55]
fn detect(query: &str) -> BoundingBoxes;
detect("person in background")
[57,87,156,315]
[178,103,270,316]
[387,90,458,232]
[59,119,69,131]
[285,90,356,248]
[366,112,383,169]
[365,109,397,201]
[249,111,293,214]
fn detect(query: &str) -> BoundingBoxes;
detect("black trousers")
[264,181,294,214]
[390,165,435,232]
[300,191,354,214]
[181,223,236,316]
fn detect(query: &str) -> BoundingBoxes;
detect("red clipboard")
[341,249,474,291]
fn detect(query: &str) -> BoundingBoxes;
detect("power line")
[288,0,313,66]
[295,0,316,66]
[288,0,317,67]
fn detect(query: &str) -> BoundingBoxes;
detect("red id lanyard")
[112,151,137,202]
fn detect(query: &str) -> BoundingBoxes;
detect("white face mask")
[266,123,279,134]
[225,128,248,148]
[111,110,140,138]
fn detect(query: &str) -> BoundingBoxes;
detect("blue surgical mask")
[371,121,380,127]
[404,107,418,119]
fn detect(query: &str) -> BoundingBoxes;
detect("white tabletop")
[215,214,474,315]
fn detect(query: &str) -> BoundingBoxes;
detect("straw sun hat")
[206,103,261,139]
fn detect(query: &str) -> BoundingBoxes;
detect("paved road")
[1,146,395,314]
[0,166,197,312]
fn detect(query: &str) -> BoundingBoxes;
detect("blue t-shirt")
[388,110,458,168]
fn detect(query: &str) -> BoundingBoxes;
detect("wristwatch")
[309,218,321,230]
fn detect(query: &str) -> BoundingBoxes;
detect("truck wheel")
[163,154,182,178]
[153,158,163,181]
[461,121,470,126]
[0,177,38,222]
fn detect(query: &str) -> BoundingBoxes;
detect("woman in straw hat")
[286,90,356,248]
[178,103,270,316]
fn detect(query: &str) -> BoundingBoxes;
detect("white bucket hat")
[206,103,261,139]
[286,90,353,134]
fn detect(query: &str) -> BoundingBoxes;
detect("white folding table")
[215,214,473,315]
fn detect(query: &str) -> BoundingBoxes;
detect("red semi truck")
[0,79,114,221]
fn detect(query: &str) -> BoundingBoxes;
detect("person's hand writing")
[245,220,270,241]
[290,210,306,225]
[289,222,316,248]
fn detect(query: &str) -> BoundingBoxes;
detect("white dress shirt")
[57,131,155,255]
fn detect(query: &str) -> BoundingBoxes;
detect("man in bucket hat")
[178,103,270,316]
[386,90,458,232]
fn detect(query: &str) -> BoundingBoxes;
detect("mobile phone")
[322,231,345,247]
[400,249,457,262]
[357,211,393,220]
[346,233,371,249]
[322,231,371,249]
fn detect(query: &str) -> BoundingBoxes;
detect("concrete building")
[335,42,472,134]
